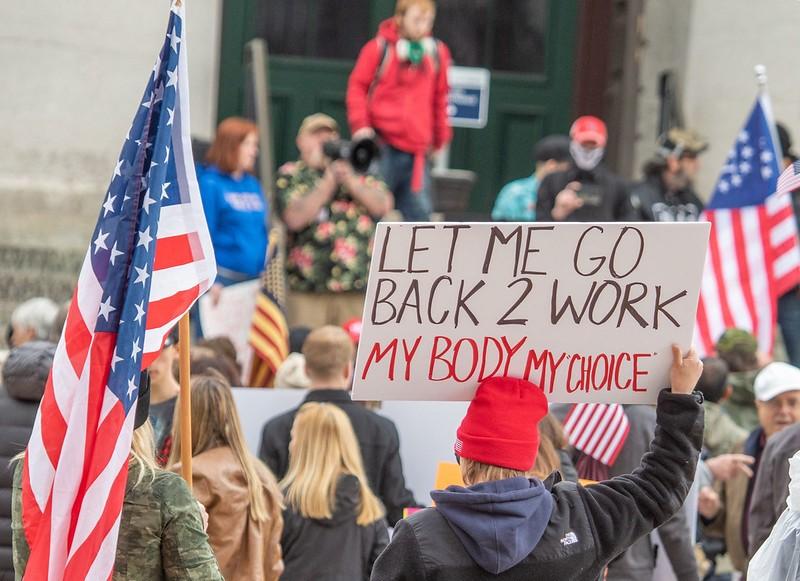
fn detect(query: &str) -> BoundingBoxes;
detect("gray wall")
[0,0,222,250]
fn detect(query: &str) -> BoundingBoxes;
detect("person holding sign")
[370,345,704,581]
[536,116,635,223]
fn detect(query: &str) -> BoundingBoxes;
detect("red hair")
[395,0,435,16]
[205,117,258,174]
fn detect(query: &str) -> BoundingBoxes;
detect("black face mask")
[134,371,151,429]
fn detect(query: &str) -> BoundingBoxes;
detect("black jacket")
[281,474,389,581]
[536,165,635,222]
[0,342,54,580]
[370,390,704,581]
[630,174,704,222]
[258,389,417,525]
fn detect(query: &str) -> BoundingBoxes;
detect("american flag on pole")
[20,3,215,579]
[694,93,800,356]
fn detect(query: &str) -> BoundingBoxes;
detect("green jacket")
[12,461,223,580]
[721,370,760,432]
[702,401,748,457]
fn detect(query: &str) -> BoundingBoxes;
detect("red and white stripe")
[21,5,213,579]
[695,180,800,357]
[563,403,630,466]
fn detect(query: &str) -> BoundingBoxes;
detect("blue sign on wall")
[447,67,490,129]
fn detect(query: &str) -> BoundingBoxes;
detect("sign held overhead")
[352,222,710,404]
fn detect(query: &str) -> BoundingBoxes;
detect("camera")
[322,137,379,174]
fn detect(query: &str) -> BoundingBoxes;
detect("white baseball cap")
[754,362,800,402]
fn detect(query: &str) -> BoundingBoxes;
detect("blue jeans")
[379,145,432,222]
[779,288,800,366]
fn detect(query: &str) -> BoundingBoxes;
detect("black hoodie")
[281,474,389,581]
[371,389,704,581]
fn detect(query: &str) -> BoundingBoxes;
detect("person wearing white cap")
[699,361,800,574]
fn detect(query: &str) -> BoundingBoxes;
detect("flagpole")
[178,312,192,489]
[754,64,767,92]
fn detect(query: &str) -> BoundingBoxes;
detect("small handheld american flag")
[695,92,800,356]
[20,3,215,579]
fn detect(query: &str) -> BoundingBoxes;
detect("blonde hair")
[168,372,280,521]
[459,429,561,486]
[281,403,384,526]
[302,326,354,382]
[130,420,157,487]
[395,0,435,16]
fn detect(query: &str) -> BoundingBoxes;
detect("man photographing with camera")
[536,116,636,223]
[277,113,394,328]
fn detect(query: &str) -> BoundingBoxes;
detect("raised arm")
[578,346,704,565]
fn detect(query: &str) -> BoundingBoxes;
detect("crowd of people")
[3,295,800,579]
[4,0,800,579]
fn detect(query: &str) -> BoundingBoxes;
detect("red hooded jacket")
[347,18,452,159]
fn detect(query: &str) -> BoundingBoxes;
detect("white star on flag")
[109,242,124,266]
[134,301,146,324]
[134,265,150,286]
[738,130,750,143]
[740,146,754,159]
[111,348,123,372]
[166,68,178,89]
[739,162,751,175]
[127,377,137,399]
[93,230,110,254]
[137,226,153,250]
[161,182,171,200]
[131,338,142,361]
[719,180,730,193]
[98,296,116,322]
[164,146,170,164]
[761,150,774,163]
[731,174,743,187]
[103,193,116,217]
[141,93,152,109]
[167,108,174,126]
[169,28,181,52]
[114,159,124,178]
[142,192,157,214]
[761,166,774,180]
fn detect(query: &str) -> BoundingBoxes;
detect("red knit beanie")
[455,376,548,471]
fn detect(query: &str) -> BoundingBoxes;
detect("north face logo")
[560,532,578,546]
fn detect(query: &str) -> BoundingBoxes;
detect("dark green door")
[218,0,578,213]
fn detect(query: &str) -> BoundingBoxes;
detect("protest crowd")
[5,0,800,580]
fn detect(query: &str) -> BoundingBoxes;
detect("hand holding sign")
[669,344,703,395]
[353,222,710,404]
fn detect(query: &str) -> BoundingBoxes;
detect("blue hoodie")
[430,477,554,575]
[197,165,268,280]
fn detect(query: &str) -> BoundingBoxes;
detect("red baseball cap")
[570,116,608,148]
[342,318,363,345]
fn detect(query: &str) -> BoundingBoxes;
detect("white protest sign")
[351,222,710,404]
[198,279,259,382]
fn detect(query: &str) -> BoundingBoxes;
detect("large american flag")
[695,94,800,356]
[20,4,215,579]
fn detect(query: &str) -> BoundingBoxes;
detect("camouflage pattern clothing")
[721,369,760,432]
[12,461,223,580]
[276,161,388,293]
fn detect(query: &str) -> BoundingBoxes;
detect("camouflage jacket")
[276,161,388,293]
[12,461,223,580]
